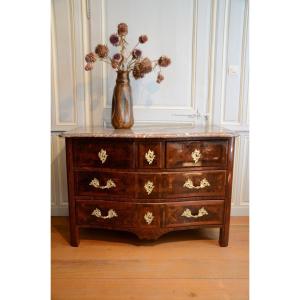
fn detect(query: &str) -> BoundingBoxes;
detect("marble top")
[60,125,237,138]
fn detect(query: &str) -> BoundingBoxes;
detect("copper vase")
[111,71,134,129]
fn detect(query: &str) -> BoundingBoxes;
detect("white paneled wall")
[51,0,249,216]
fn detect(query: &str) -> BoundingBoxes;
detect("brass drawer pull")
[144,211,154,224]
[181,207,208,218]
[145,149,155,164]
[183,178,210,189]
[91,208,118,219]
[191,149,202,163]
[144,180,155,195]
[98,149,108,164]
[89,178,116,189]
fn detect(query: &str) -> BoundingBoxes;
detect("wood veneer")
[64,130,236,247]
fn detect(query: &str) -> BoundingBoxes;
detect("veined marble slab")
[60,125,237,138]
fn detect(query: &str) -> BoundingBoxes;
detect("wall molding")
[52,0,77,126]
[231,134,241,206]
[220,0,248,128]
[102,0,198,113]
[81,0,93,127]
[89,0,106,127]
[190,0,199,112]
[51,135,68,215]
[207,0,217,124]
[239,134,249,206]
[51,2,60,128]
[219,0,231,126]
[69,0,78,125]
[239,0,249,127]
[51,0,88,130]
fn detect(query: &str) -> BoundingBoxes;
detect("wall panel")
[52,0,77,125]
[51,0,86,131]
[231,133,249,215]
[223,0,246,123]
[90,0,216,125]
[51,0,249,216]
[51,134,69,216]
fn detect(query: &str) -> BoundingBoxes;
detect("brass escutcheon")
[145,149,155,164]
[191,149,202,163]
[98,149,108,164]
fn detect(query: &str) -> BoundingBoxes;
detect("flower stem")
[120,36,127,70]
[127,58,137,69]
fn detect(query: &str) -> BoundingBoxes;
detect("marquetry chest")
[61,126,236,247]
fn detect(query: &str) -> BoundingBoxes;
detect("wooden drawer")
[164,200,224,227]
[75,171,135,197]
[136,204,161,228]
[75,170,225,199]
[137,142,164,169]
[162,171,226,198]
[76,201,136,227]
[166,140,228,168]
[73,139,134,169]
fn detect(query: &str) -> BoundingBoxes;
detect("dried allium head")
[111,59,119,69]
[117,23,128,36]
[156,73,164,83]
[132,49,142,59]
[138,35,148,44]
[158,56,171,67]
[132,58,152,79]
[132,63,144,79]
[95,44,109,58]
[85,63,93,71]
[109,34,120,46]
[113,53,122,62]
[85,52,97,63]
[139,57,152,74]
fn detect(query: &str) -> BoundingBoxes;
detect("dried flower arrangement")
[84,22,171,84]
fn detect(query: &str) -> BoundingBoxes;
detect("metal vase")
[111,71,134,129]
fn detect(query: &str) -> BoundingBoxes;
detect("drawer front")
[137,142,164,169]
[162,171,226,198]
[73,139,134,169]
[164,200,224,227]
[166,140,228,168]
[76,201,136,227]
[136,204,161,228]
[75,172,135,197]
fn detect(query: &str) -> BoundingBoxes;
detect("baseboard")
[231,206,249,216]
[51,206,68,216]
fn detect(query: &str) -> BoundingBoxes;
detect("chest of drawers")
[62,126,236,247]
